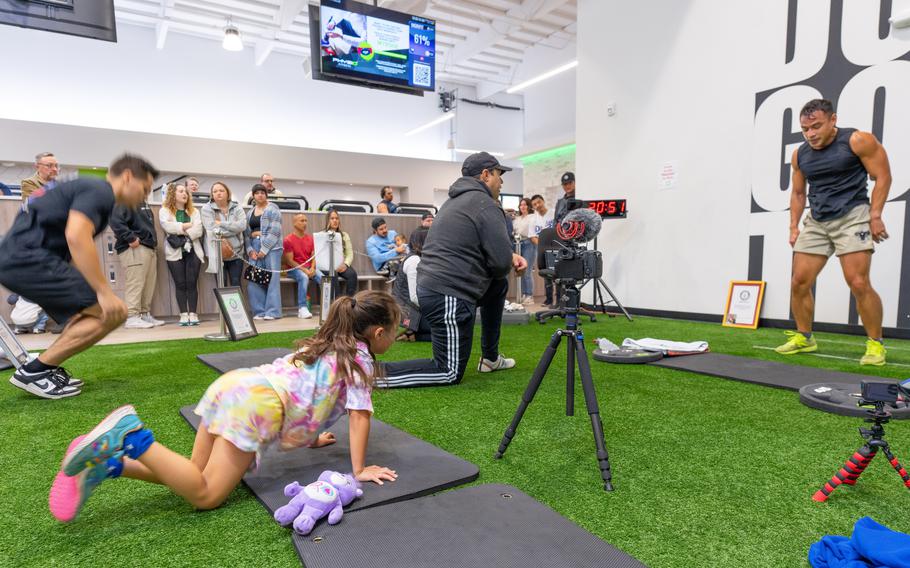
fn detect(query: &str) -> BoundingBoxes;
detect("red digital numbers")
[587,200,626,218]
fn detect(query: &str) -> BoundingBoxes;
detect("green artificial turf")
[2,316,909,567]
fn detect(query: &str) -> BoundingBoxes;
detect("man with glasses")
[241,173,284,206]
[20,152,59,201]
[0,154,159,399]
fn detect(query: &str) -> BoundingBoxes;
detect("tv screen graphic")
[0,0,117,42]
[319,0,435,92]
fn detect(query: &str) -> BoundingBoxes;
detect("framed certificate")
[722,280,766,329]
[213,287,259,341]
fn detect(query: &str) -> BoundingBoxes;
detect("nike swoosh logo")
[33,380,49,389]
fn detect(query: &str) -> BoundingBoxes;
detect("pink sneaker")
[49,435,110,523]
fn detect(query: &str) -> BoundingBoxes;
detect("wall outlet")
[606,103,617,117]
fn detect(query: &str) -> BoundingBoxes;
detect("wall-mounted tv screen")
[315,0,435,93]
[0,0,117,42]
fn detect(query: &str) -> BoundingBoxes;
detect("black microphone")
[556,207,602,243]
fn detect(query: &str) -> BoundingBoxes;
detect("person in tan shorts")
[776,99,892,365]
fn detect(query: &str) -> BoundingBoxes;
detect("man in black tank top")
[775,99,892,366]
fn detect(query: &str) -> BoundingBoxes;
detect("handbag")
[220,239,235,260]
[244,263,272,286]
[166,233,188,249]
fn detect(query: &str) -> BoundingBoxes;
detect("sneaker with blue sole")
[62,405,143,477]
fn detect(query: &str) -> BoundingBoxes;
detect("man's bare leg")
[790,252,828,333]
[38,304,125,367]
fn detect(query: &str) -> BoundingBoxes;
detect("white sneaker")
[141,313,165,327]
[263,315,276,321]
[478,355,516,373]
[253,315,266,321]
[179,313,189,326]
[124,316,154,329]
[298,307,313,319]
[521,296,534,305]
[188,313,200,326]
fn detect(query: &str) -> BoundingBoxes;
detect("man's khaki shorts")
[794,203,874,258]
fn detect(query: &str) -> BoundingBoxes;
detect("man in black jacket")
[110,195,162,329]
[383,152,527,387]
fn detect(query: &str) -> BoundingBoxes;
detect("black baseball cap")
[561,172,575,184]
[421,212,434,220]
[462,152,513,177]
[371,217,387,230]
[251,183,268,195]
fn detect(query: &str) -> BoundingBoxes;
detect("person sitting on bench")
[366,217,405,276]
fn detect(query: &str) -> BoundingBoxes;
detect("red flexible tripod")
[813,402,910,502]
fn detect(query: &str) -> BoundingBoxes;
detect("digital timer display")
[585,199,627,218]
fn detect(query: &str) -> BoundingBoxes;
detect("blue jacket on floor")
[809,517,910,568]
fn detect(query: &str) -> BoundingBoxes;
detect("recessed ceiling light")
[295,180,305,184]
[1,162,15,167]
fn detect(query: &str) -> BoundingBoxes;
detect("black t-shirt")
[250,212,262,232]
[1,177,116,261]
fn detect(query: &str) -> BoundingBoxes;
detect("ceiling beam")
[155,21,169,49]
[255,40,275,66]
[276,0,308,31]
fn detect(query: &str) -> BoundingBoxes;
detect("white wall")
[577,0,910,329]
[517,41,577,155]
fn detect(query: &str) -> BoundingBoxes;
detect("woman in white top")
[159,183,205,326]
[513,197,535,304]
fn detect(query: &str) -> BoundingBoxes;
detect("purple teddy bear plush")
[273,470,363,535]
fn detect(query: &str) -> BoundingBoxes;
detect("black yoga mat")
[196,348,293,373]
[294,483,648,568]
[650,352,883,391]
[179,405,478,514]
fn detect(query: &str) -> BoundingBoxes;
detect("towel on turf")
[809,517,910,568]
[621,338,709,355]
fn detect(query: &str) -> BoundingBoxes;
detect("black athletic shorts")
[0,253,98,324]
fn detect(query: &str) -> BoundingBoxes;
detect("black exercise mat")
[294,483,647,568]
[650,352,884,391]
[179,405,478,514]
[196,348,292,373]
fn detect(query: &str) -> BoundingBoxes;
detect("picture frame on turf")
[722,280,766,329]
[213,287,259,341]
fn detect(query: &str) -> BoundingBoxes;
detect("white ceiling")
[113,0,577,95]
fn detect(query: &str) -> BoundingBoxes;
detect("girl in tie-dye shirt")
[49,291,400,523]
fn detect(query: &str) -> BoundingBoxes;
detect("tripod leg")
[574,335,614,491]
[494,332,563,459]
[566,333,575,417]
[812,445,876,502]
[599,278,632,322]
[879,445,910,490]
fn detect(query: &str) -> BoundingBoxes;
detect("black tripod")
[579,240,632,321]
[494,284,614,491]
[813,402,910,502]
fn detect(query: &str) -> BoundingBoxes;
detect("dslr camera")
[542,199,603,282]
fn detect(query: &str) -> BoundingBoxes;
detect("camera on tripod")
[542,200,604,282]
[544,245,603,281]
[860,381,907,406]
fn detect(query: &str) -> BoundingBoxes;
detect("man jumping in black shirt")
[0,154,159,398]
